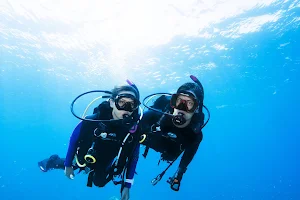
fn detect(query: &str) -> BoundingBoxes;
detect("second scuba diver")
[140,75,209,191]
[38,81,142,200]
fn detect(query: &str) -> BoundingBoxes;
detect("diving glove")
[167,167,187,191]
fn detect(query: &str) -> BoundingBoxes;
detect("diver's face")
[172,94,195,127]
[174,94,196,112]
[110,91,137,120]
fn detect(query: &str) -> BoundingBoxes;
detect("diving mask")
[115,93,140,112]
[170,91,199,113]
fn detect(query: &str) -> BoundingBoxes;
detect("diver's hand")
[64,166,75,179]
[168,167,187,191]
[121,187,130,200]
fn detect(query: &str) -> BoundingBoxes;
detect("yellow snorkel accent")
[84,155,97,164]
[75,154,86,168]
[139,134,146,143]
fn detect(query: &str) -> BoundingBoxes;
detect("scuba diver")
[140,75,210,192]
[38,81,142,200]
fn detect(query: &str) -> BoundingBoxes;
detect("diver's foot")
[38,162,47,172]
[38,159,49,172]
[38,154,64,172]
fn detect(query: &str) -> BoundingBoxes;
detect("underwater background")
[0,0,299,199]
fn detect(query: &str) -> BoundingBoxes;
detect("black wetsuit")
[140,110,203,170]
[74,113,140,188]
[38,102,140,189]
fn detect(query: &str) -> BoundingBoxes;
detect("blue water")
[1,1,300,199]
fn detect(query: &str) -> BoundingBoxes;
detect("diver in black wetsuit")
[38,82,142,200]
[141,75,209,192]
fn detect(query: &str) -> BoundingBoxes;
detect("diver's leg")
[38,154,65,172]
[89,163,112,187]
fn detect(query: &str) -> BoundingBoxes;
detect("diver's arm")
[124,143,140,188]
[64,121,83,167]
[168,132,203,191]
[178,131,203,170]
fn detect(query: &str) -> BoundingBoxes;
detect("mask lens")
[115,94,139,112]
[118,99,135,110]
[170,93,198,113]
